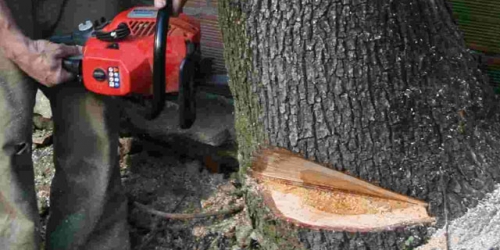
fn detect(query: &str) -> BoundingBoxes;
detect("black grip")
[145,3,171,120]
[49,34,75,45]
[62,55,82,75]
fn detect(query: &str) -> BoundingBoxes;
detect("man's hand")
[9,40,82,87]
[1,0,81,87]
[154,0,188,16]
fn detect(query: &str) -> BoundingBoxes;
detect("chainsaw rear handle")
[62,55,82,76]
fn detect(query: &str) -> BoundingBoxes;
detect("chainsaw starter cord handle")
[146,1,171,120]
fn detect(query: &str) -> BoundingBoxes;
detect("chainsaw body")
[81,6,200,96]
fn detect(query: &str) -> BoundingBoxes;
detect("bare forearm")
[0,0,30,60]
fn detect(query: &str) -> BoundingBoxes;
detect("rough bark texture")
[218,0,500,249]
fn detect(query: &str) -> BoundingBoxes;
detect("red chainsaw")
[51,2,200,128]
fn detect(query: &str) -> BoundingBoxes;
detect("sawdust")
[252,147,428,206]
[264,179,411,215]
[261,179,435,231]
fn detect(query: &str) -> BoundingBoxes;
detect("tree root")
[134,201,244,220]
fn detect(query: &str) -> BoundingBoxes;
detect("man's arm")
[0,0,31,61]
[0,0,80,87]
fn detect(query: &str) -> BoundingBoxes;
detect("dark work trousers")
[0,0,132,249]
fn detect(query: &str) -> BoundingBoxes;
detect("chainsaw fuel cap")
[93,69,107,81]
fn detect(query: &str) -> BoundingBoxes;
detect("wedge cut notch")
[250,147,436,232]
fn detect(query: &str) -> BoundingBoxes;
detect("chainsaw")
[50,1,200,128]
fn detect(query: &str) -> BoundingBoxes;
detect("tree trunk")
[218,0,500,249]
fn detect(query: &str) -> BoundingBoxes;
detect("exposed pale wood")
[249,147,436,232]
[251,147,428,206]
[256,179,435,232]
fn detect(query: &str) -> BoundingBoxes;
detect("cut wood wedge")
[249,147,436,232]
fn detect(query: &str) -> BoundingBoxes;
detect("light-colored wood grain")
[251,147,427,206]
[249,147,436,232]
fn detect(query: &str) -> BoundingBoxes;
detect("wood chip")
[33,133,53,147]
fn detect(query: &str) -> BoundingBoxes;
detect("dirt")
[30,125,500,249]
[32,125,257,250]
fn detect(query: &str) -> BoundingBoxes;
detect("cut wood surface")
[251,147,428,205]
[250,147,436,232]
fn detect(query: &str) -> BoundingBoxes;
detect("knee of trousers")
[0,47,38,151]
[0,90,36,157]
[0,110,35,157]
[0,213,39,249]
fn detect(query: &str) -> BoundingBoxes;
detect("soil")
[31,124,257,250]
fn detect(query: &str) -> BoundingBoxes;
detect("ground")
[30,90,500,249]
[31,93,261,250]
[32,130,258,250]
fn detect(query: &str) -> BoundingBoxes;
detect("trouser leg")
[0,0,40,249]
[41,82,129,250]
[37,1,131,249]
[0,51,41,249]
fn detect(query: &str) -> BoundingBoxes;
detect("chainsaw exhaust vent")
[128,21,157,37]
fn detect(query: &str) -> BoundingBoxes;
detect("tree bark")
[218,0,500,249]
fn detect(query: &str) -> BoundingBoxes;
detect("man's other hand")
[14,40,82,87]
[154,0,188,16]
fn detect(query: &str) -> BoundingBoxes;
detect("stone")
[120,91,235,147]
[119,137,134,156]
[33,114,54,130]
[34,90,52,118]
[32,131,53,147]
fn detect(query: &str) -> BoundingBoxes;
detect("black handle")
[62,55,83,75]
[50,34,75,45]
[49,25,94,46]
[145,3,171,120]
